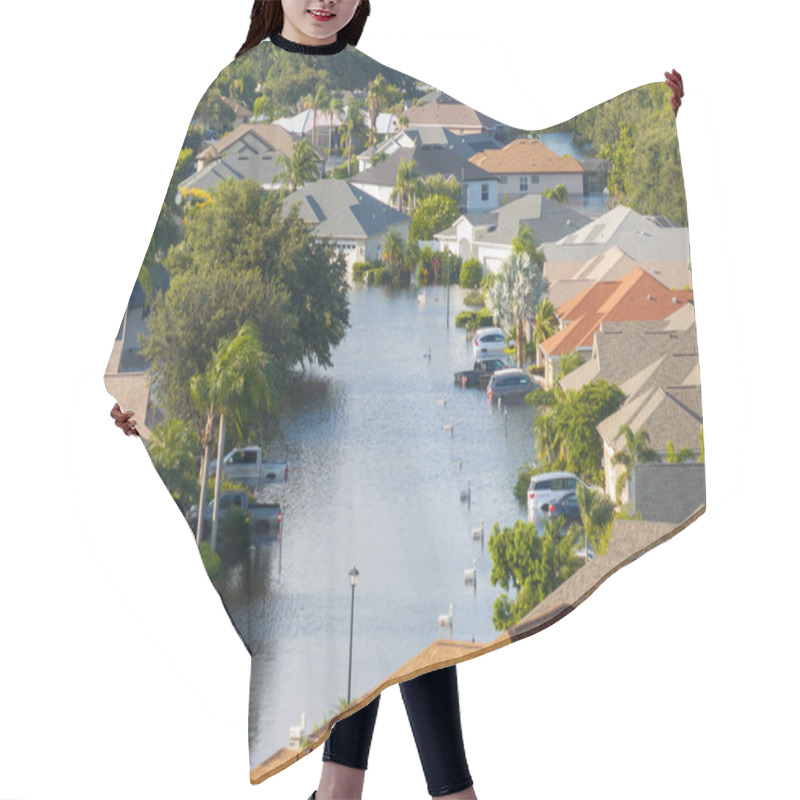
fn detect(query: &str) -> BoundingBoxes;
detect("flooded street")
[221,284,538,767]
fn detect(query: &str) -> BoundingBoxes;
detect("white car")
[472,327,508,359]
[526,471,583,523]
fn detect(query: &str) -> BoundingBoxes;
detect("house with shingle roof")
[543,204,689,264]
[221,97,253,127]
[539,267,694,387]
[184,124,323,194]
[280,179,410,274]
[555,312,703,513]
[348,144,499,214]
[469,138,585,203]
[403,99,507,138]
[435,193,591,271]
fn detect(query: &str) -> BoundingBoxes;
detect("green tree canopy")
[409,194,460,244]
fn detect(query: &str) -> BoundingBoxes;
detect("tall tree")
[191,322,279,549]
[339,100,368,176]
[146,417,200,514]
[531,298,558,366]
[275,138,321,193]
[485,251,548,369]
[611,424,660,503]
[391,157,423,214]
[575,483,615,559]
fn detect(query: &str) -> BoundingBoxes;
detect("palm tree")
[339,101,368,176]
[534,413,564,470]
[666,440,694,463]
[190,322,279,550]
[542,183,569,203]
[575,483,615,561]
[611,425,660,503]
[274,138,320,194]
[511,224,545,270]
[310,84,329,151]
[327,93,343,153]
[366,73,388,148]
[485,251,548,369]
[380,229,406,283]
[531,298,558,366]
[390,157,422,214]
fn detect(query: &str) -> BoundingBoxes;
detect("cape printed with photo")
[104,34,704,783]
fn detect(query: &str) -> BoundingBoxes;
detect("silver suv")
[526,471,582,522]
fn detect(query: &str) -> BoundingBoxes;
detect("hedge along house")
[468,137,585,205]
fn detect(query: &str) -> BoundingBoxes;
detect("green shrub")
[352,261,372,283]
[463,289,485,307]
[460,258,483,289]
[199,541,221,579]
[455,309,495,333]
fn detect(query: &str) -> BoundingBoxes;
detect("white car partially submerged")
[472,327,508,359]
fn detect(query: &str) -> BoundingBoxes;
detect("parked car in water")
[454,355,511,388]
[486,368,536,403]
[527,471,583,522]
[186,490,282,545]
[472,327,508,359]
[545,491,582,525]
[208,446,288,486]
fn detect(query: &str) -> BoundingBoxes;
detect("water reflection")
[223,284,538,767]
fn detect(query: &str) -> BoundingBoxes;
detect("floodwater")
[219,284,538,768]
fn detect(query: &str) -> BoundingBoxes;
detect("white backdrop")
[1,1,796,798]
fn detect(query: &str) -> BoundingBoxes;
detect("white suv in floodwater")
[526,471,583,523]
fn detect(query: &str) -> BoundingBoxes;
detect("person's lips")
[308,9,335,21]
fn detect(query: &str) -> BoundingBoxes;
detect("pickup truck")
[186,490,282,542]
[208,446,288,486]
[454,356,510,388]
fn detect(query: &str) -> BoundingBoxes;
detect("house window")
[481,183,489,202]
[531,175,539,184]
[520,176,528,192]
[461,184,469,207]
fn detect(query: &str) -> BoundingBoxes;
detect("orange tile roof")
[541,267,693,356]
[469,137,585,175]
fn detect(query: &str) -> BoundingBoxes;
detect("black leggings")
[322,665,473,797]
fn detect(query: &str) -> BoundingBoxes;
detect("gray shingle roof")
[438,193,593,247]
[350,144,496,187]
[281,179,409,238]
[543,205,690,264]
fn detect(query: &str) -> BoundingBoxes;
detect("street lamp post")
[347,565,359,705]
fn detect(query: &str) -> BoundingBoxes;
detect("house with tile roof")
[348,144,498,214]
[435,193,591,271]
[184,124,323,194]
[469,138,585,204]
[281,179,410,274]
[544,244,692,310]
[538,267,694,387]
[543,204,689,264]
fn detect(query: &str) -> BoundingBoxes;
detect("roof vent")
[672,296,678,304]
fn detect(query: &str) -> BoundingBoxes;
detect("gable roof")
[543,205,690,264]
[350,144,495,187]
[403,101,503,131]
[540,268,693,356]
[436,192,592,247]
[222,96,252,118]
[196,123,304,164]
[282,179,409,238]
[469,137,585,175]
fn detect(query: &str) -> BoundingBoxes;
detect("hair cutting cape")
[104,33,704,784]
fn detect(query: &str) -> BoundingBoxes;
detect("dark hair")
[236,0,371,59]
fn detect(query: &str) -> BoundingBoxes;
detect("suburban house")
[184,124,322,194]
[348,144,499,214]
[557,309,704,519]
[545,244,692,310]
[435,193,591,270]
[468,138,585,204]
[542,205,690,264]
[538,267,694,386]
[221,97,253,127]
[402,97,508,139]
[281,179,410,274]
[356,127,504,174]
